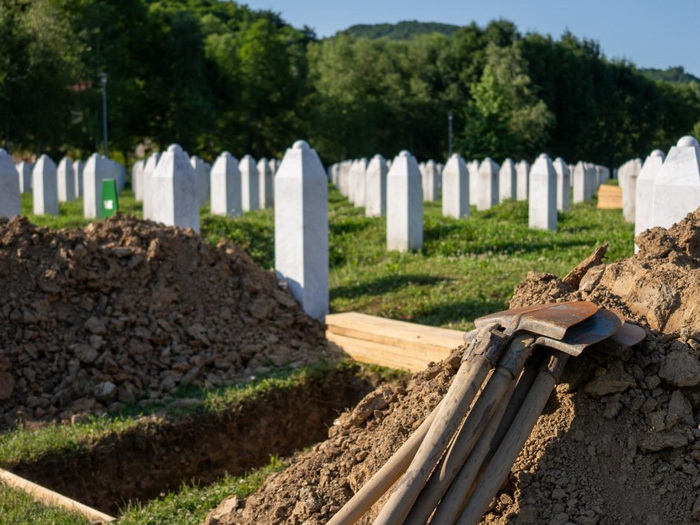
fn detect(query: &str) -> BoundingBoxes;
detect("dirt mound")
[0,215,331,429]
[210,209,700,524]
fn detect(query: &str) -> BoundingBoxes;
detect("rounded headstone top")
[293,140,310,150]
[398,150,411,158]
[167,144,182,154]
[677,135,699,148]
[450,153,461,160]
[554,157,564,163]
[220,151,231,158]
[650,149,665,158]
[538,153,551,161]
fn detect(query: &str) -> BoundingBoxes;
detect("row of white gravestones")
[572,161,606,203]
[419,160,441,202]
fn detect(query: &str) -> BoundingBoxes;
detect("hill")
[339,20,460,40]
[640,66,700,86]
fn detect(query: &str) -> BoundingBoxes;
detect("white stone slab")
[622,159,642,223]
[422,159,439,202]
[0,149,20,217]
[499,158,516,202]
[16,161,33,193]
[73,159,84,198]
[239,155,259,212]
[529,153,557,231]
[57,157,76,202]
[572,161,586,203]
[132,160,145,201]
[258,157,274,208]
[516,160,530,201]
[142,152,161,220]
[652,136,700,230]
[365,154,388,217]
[32,154,58,216]
[352,159,368,207]
[274,140,328,320]
[553,157,570,212]
[151,144,200,232]
[83,153,107,218]
[210,151,242,217]
[635,150,665,244]
[387,151,423,252]
[468,160,479,205]
[442,153,469,218]
[190,155,209,207]
[476,158,499,211]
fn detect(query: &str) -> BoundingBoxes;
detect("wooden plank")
[327,332,452,373]
[0,468,116,523]
[597,185,622,209]
[326,312,464,353]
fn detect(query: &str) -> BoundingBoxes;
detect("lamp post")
[448,110,453,157]
[99,72,108,157]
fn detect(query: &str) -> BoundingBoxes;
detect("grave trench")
[9,366,380,516]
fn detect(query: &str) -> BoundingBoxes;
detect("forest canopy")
[1,0,699,167]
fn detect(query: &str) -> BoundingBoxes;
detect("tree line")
[2,0,699,168]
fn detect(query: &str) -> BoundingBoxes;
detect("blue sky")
[242,0,700,77]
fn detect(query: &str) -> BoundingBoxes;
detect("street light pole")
[448,110,453,157]
[99,72,108,157]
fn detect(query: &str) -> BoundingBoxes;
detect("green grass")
[0,484,88,524]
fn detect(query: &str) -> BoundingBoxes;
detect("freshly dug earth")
[0,215,331,429]
[211,209,700,525]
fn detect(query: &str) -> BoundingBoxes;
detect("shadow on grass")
[331,274,453,301]
[409,297,508,327]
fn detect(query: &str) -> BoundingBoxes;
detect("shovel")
[451,310,644,525]
[372,302,599,525]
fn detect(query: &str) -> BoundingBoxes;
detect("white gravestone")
[142,152,160,220]
[151,144,200,232]
[83,153,108,218]
[476,158,499,211]
[584,163,597,201]
[0,149,21,217]
[57,157,76,202]
[190,155,209,207]
[422,159,439,202]
[132,159,145,201]
[553,157,570,212]
[442,153,469,218]
[516,160,530,201]
[210,151,242,218]
[32,155,59,216]
[73,159,84,198]
[387,151,423,252]
[622,159,642,224]
[572,161,586,203]
[365,154,388,217]
[352,159,368,207]
[468,160,479,205]
[258,157,274,208]
[16,161,33,194]
[239,155,260,212]
[529,153,557,231]
[274,140,328,319]
[499,158,516,202]
[635,150,665,245]
[652,136,700,230]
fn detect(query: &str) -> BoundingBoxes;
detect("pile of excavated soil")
[209,209,700,525]
[0,215,331,429]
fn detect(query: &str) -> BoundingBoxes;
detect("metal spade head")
[587,322,647,357]
[533,309,625,357]
[474,302,599,341]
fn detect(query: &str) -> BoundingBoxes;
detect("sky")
[241,0,700,77]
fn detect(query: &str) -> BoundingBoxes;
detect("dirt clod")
[211,208,700,524]
[0,215,331,429]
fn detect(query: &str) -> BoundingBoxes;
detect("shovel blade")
[587,322,647,357]
[534,309,624,357]
[474,302,599,341]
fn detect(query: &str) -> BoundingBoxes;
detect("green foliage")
[340,20,460,40]
[641,66,700,86]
